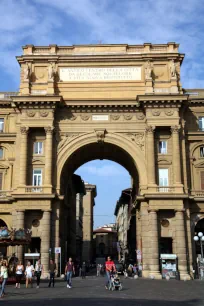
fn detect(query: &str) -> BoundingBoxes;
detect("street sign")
[55,247,61,254]
[136,249,141,255]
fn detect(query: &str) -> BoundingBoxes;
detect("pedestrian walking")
[81,262,86,279]
[15,261,24,288]
[35,259,43,288]
[65,257,75,288]
[0,261,8,298]
[127,264,133,277]
[25,261,34,288]
[105,256,116,289]
[48,259,56,288]
[97,264,100,276]
[133,264,138,276]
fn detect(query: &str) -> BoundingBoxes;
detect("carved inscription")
[60,67,141,82]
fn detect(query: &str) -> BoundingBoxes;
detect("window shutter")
[201,171,204,190]
[0,173,3,190]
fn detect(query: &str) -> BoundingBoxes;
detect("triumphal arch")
[0,42,204,279]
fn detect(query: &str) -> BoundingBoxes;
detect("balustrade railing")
[191,190,204,197]
[156,186,175,193]
[25,186,43,193]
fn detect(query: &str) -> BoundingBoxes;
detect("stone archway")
[56,131,147,194]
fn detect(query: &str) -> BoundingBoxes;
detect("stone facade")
[93,225,118,259]
[0,43,203,279]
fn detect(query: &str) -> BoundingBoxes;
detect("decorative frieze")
[120,132,145,151]
[123,114,133,120]
[40,110,49,117]
[165,109,174,116]
[111,114,120,120]
[27,110,35,117]
[136,113,145,120]
[152,109,160,116]
[81,114,90,121]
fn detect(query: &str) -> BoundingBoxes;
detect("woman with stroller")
[105,256,116,289]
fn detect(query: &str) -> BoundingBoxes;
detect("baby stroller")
[109,273,122,291]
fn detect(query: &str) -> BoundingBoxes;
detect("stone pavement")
[1,276,204,305]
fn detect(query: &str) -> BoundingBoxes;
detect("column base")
[179,272,191,281]
[148,271,162,279]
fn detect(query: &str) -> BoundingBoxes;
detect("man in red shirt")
[105,256,116,289]
[65,258,75,288]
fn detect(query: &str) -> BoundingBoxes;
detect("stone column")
[19,126,29,186]
[148,209,161,278]
[52,201,60,275]
[140,202,150,277]
[171,125,182,185]
[41,210,51,276]
[16,210,25,262]
[146,126,156,187]
[44,127,54,187]
[175,209,190,280]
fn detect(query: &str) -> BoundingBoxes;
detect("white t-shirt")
[16,265,23,275]
[26,265,34,278]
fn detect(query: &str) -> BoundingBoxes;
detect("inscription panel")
[59,67,141,82]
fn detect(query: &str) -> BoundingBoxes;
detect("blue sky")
[0,0,203,227]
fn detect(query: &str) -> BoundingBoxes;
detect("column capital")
[20,126,29,135]
[171,125,181,134]
[146,125,155,134]
[44,126,54,135]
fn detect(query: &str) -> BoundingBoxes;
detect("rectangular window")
[34,142,43,155]
[0,119,4,132]
[32,169,42,186]
[159,141,167,154]
[200,147,204,158]
[201,171,204,190]
[0,148,3,159]
[199,117,204,131]
[159,169,169,191]
[0,173,2,190]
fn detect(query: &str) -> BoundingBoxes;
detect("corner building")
[0,42,203,279]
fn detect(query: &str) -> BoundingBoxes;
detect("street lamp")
[194,232,204,259]
[194,232,204,280]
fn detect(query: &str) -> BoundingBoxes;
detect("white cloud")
[79,164,129,177]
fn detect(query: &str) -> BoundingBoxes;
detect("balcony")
[191,190,204,197]
[0,92,18,99]
[25,186,43,193]
[156,186,175,193]
[0,190,11,198]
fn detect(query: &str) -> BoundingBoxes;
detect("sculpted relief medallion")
[27,110,35,117]
[111,114,120,121]
[121,132,145,151]
[152,109,161,116]
[136,113,145,120]
[39,110,49,117]
[123,114,133,120]
[81,114,90,121]
[165,109,174,116]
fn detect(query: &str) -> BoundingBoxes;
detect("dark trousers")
[81,271,86,279]
[48,272,55,287]
[36,272,41,286]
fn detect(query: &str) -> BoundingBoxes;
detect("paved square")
[1,277,204,306]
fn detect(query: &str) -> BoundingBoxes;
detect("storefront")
[160,254,177,279]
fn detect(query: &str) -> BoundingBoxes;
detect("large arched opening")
[57,138,142,267]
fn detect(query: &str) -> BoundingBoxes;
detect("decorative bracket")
[94,129,106,143]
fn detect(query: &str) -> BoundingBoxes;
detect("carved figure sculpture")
[145,60,152,79]
[48,63,55,81]
[23,63,30,81]
[170,60,176,78]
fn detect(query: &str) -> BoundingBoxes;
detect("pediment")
[0,163,9,169]
[32,159,44,165]
[157,159,172,165]
[194,161,204,168]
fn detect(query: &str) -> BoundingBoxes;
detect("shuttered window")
[201,171,204,190]
[0,173,3,190]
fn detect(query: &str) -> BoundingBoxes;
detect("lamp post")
[194,232,204,279]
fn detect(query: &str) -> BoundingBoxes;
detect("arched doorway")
[57,139,141,268]
[194,219,204,256]
[0,219,8,257]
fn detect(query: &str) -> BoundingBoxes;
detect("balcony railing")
[191,190,204,197]
[0,191,11,197]
[25,186,43,193]
[0,92,18,99]
[156,186,175,193]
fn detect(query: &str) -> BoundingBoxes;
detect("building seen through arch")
[0,42,203,279]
